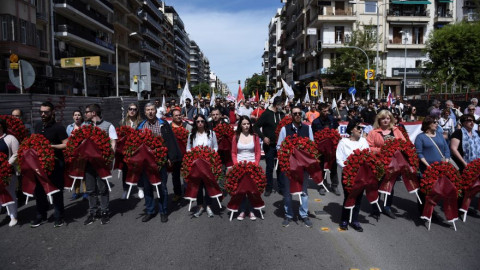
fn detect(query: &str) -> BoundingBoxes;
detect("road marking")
[321,227,330,231]
[337,228,346,232]
[314,199,322,202]
[370,268,381,270]
[350,268,360,270]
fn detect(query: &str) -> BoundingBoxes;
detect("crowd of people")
[2,95,480,231]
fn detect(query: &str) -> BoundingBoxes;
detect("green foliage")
[422,22,480,92]
[327,22,377,90]
[191,82,211,97]
[244,73,266,98]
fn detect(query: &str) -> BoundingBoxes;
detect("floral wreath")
[0,115,29,142]
[461,158,480,191]
[0,152,13,186]
[123,129,168,168]
[278,134,319,178]
[314,128,341,149]
[181,146,222,183]
[421,162,462,196]
[116,126,135,139]
[225,161,266,194]
[64,125,114,165]
[342,149,385,192]
[378,138,419,169]
[17,134,55,175]
[396,124,410,142]
[213,123,234,142]
[172,125,189,146]
[275,115,292,140]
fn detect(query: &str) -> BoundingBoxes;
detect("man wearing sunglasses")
[137,103,182,223]
[276,106,314,228]
[30,102,68,228]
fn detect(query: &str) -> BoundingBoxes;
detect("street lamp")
[399,30,408,96]
[116,32,138,97]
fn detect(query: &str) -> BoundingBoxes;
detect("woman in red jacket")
[231,116,261,220]
[367,109,405,219]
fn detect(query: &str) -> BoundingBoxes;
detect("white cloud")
[174,5,275,95]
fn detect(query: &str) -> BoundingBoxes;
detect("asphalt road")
[1,160,479,270]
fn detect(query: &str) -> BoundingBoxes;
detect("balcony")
[141,41,163,58]
[96,0,114,11]
[143,0,164,21]
[176,55,186,66]
[434,9,454,23]
[387,8,430,22]
[141,28,163,46]
[36,12,48,24]
[54,0,113,33]
[113,14,129,33]
[138,11,163,33]
[111,0,129,13]
[174,36,188,49]
[149,60,162,71]
[387,40,426,50]
[310,5,356,27]
[55,24,114,55]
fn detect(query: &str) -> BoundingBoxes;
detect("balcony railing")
[54,0,113,30]
[139,11,163,33]
[141,28,163,46]
[141,41,163,58]
[36,12,48,21]
[98,0,114,10]
[57,24,114,51]
[387,9,429,17]
[143,0,164,20]
[322,6,355,16]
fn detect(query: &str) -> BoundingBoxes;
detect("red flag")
[255,89,259,102]
[237,85,244,103]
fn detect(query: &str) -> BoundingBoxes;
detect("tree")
[327,22,377,91]
[422,22,480,92]
[190,82,211,97]
[244,73,266,98]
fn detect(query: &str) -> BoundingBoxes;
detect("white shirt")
[335,137,370,168]
[237,140,255,163]
[238,106,254,117]
[186,131,218,152]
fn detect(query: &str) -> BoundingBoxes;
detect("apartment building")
[270,0,460,98]
[189,40,203,87]
[160,8,176,94]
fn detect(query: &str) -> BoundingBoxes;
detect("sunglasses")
[196,120,205,123]
[464,119,474,123]
[128,108,138,111]
[292,112,302,116]
[39,110,51,115]
[355,126,364,130]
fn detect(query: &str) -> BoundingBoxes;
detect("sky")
[165,0,283,95]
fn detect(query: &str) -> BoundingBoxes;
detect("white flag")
[303,90,310,103]
[281,78,295,99]
[331,98,337,109]
[180,82,193,107]
[269,88,283,103]
[338,93,343,102]
[351,93,356,103]
[285,97,289,106]
[320,90,324,103]
[210,90,216,107]
[162,95,166,111]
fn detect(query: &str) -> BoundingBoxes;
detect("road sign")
[365,69,375,80]
[61,56,100,68]
[10,54,18,63]
[8,60,35,90]
[310,81,319,97]
[10,63,19,70]
[129,62,151,93]
[348,87,357,95]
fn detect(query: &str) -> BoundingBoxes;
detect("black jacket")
[253,107,285,142]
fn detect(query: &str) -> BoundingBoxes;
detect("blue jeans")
[282,171,309,219]
[263,143,284,193]
[143,167,168,215]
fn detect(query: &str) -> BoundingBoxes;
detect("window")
[365,1,377,13]
[1,16,7,40]
[20,20,26,44]
[335,26,344,44]
[415,60,422,68]
[365,26,377,40]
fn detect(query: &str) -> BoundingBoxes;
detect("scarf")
[461,127,480,164]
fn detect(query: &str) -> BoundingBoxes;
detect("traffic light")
[317,40,322,52]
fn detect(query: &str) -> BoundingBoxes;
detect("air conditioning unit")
[45,65,52,77]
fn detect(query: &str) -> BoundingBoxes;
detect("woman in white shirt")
[231,116,261,221]
[0,118,19,227]
[336,120,370,232]
[187,114,218,218]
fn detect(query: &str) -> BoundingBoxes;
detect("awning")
[391,1,432,4]
[438,0,453,2]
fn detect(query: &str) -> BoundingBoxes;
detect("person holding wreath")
[0,118,19,227]
[450,114,480,172]
[337,120,370,231]
[187,114,218,218]
[66,110,87,201]
[231,116,261,220]
[366,110,405,219]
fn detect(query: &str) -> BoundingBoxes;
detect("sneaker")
[237,212,245,221]
[121,191,128,200]
[160,214,168,223]
[264,189,272,197]
[206,206,214,218]
[282,218,291,227]
[54,218,65,228]
[172,194,182,202]
[339,221,348,231]
[318,187,326,196]
[71,193,80,200]
[302,217,313,228]
[249,212,257,221]
[138,188,144,199]
[100,212,110,225]
[193,207,204,218]
[350,222,363,232]
[384,208,396,219]
[30,217,46,228]
[84,214,95,225]
[9,217,18,227]
[332,186,341,196]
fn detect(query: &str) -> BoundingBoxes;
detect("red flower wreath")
[342,149,385,192]
[225,161,267,194]
[314,128,341,148]
[396,125,410,141]
[213,123,234,143]
[0,115,29,142]
[462,158,480,190]
[275,115,292,140]
[64,125,114,165]
[181,146,222,183]
[0,152,13,186]
[123,129,168,168]
[17,134,55,175]
[378,138,419,169]
[116,126,135,139]
[172,126,189,146]
[278,135,319,178]
[421,162,462,196]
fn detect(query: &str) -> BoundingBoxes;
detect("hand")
[167,159,172,167]
[263,137,270,145]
